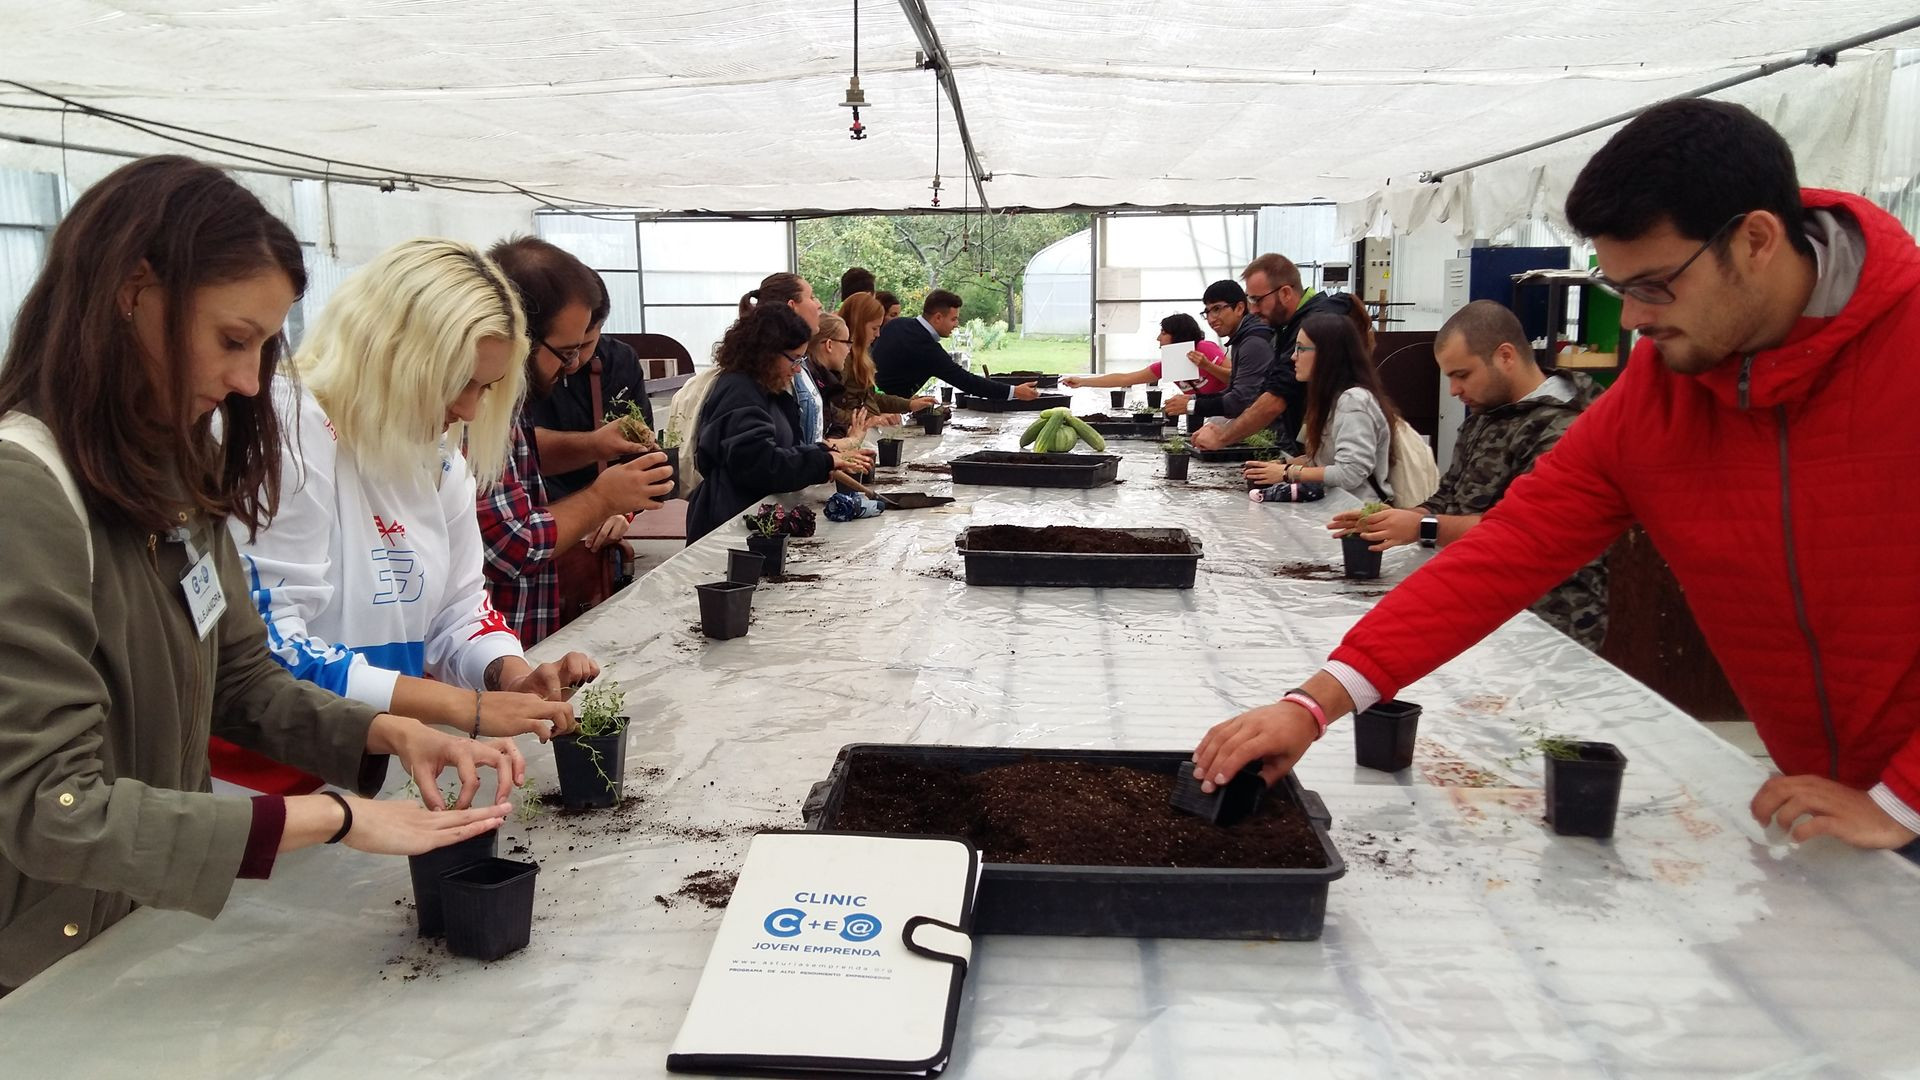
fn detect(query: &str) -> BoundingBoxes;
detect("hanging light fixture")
[839,0,868,140]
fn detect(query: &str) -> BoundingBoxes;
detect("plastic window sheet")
[4,388,1920,1077]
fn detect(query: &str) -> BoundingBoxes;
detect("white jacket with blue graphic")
[230,381,525,710]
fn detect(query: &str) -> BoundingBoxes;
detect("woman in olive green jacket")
[0,156,524,994]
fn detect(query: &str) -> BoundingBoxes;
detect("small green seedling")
[1240,429,1279,450]
[1161,433,1190,455]
[514,776,544,823]
[1500,721,1583,768]
[605,396,657,449]
[1343,501,1390,537]
[574,682,628,738]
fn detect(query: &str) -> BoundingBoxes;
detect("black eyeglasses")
[1589,213,1748,305]
[536,338,589,365]
[1246,285,1281,307]
[1202,303,1236,317]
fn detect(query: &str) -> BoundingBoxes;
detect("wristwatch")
[1419,516,1439,548]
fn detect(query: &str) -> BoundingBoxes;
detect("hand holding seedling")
[1329,506,1420,551]
[510,652,600,703]
[474,690,577,742]
[1191,423,1226,451]
[371,713,525,809]
[594,418,650,459]
[1750,774,1919,848]
[593,450,674,514]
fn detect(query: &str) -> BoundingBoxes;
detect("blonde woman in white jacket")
[222,240,600,791]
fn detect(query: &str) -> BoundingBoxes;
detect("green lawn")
[962,336,1093,375]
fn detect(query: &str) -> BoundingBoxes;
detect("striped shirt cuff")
[1868,783,1920,838]
[1322,661,1382,716]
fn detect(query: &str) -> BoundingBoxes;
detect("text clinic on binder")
[668,831,979,1077]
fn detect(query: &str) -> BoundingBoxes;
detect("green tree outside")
[798,212,1089,328]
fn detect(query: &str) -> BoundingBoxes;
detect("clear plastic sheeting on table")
[5,389,1919,1078]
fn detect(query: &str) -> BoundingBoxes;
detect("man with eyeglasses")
[1162,280,1276,430]
[1191,99,1920,858]
[477,237,675,646]
[1188,253,1346,452]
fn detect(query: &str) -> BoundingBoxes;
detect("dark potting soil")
[764,573,823,584]
[1273,560,1348,582]
[907,462,953,475]
[966,525,1191,556]
[832,758,1327,869]
[655,869,738,910]
[948,423,993,433]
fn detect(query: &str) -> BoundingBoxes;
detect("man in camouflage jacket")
[1338,300,1608,649]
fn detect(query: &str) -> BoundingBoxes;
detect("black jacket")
[1189,314,1275,423]
[872,318,1009,400]
[1253,290,1347,447]
[685,371,833,542]
[525,336,652,500]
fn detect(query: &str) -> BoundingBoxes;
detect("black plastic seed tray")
[1080,417,1167,439]
[948,450,1119,488]
[957,393,1071,412]
[1191,445,1275,463]
[954,526,1201,589]
[803,744,1345,940]
[984,371,1061,389]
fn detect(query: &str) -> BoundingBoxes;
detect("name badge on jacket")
[171,527,228,639]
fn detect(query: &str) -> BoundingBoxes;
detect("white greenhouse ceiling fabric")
[2,1,1916,214]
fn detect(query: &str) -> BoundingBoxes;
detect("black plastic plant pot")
[1146,389,1163,408]
[1110,390,1127,409]
[877,437,904,467]
[552,728,629,810]
[1354,700,1422,772]
[919,410,947,436]
[1132,412,1157,426]
[1245,469,1265,491]
[1186,411,1206,435]
[939,386,953,404]
[408,831,498,938]
[805,744,1346,940]
[1165,453,1191,481]
[745,532,787,577]
[1545,742,1629,839]
[1341,533,1383,580]
[661,446,680,500]
[440,858,538,963]
[726,548,766,585]
[697,580,754,639]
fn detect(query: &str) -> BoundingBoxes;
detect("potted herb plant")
[1340,501,1388,578]
[916,405,950,436]
[551,682,629,810]
[877,434,904,467]
[1145,387,1163,409]
[742,504,790,576]
[1162,433,1192,481]
[404,777,495,938]
[1245,445,1284,491]
[1539,731,1629,838]
[659,428,683,499]
[1354,700,1421,772]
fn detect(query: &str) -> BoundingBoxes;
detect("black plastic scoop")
[1170,760,1266,826]
[879,492,956,510]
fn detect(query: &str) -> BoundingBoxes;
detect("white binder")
[667,830,979,1076]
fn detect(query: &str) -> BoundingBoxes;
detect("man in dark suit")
[872,289,1039,401]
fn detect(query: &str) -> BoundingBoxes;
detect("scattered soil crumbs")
[830,757,1326,869]
[964,525,1191,556]
[1272,561,1348,582]
[654,870,739,910]
[907,463,952,475]
[917,564,962,581]
[948,424,992,433]
[1339,830,1424,879]
[537,792,646,824]
[764,573,823,584]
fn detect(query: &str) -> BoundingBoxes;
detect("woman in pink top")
[1062,313,1229,395]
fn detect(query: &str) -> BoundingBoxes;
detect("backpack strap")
[0,412,93,575]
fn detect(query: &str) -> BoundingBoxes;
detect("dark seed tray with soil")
[964,524,1193,556]
[956,525,1202,588]
[831,758,1325,869]
[806,744,1344,939]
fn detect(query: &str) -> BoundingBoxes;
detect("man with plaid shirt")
[479,238,674,645]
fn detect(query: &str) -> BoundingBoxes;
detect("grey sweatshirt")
[1309,387,1394,502]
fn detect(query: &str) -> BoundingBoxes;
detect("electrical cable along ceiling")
[0,1,1915,216]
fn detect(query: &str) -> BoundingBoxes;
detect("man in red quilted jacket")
[1193,99,1920,854]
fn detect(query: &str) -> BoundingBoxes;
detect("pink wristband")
[1282,690,1329,740]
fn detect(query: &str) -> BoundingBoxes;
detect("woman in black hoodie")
[686,304,874,542]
